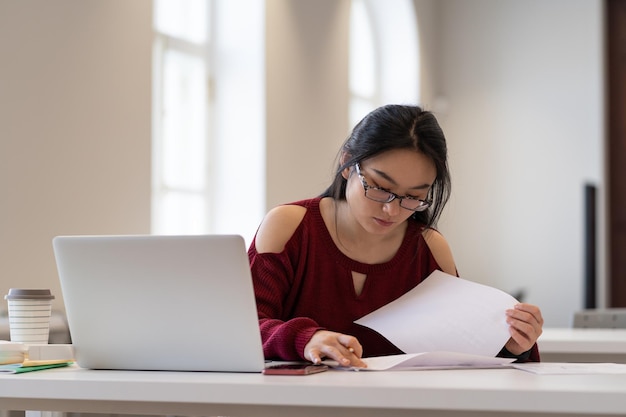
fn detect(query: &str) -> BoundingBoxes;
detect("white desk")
[1,364,626,417]
[538,328,626,363]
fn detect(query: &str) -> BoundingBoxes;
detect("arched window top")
[154,0,209,43]
[350,0,420,125]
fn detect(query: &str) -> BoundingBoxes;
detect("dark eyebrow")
[371,168,432,190]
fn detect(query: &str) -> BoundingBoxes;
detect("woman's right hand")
[304,330,367,368]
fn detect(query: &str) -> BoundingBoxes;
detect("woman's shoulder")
[421,227,457,275]
[254,199,318,254]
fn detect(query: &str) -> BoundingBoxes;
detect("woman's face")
[344,148,437,235]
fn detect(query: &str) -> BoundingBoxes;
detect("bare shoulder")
[422,228,457,276]
[254,204,308,254]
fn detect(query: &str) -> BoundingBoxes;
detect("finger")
[506,308,542,330]
[343,346,367,368]
[320,344,367,368]
[508,326,533,352]
[512,303,544,325]
[336,336,367,368]
[506,306,535,322]
[507,313,539,337]
[319,345,352,366]
[337,335,364,358]
[508,325,533,351]
[507,315,542,350]
[506,337,529,355]
[305,348,323,365]
[510,307,544,338]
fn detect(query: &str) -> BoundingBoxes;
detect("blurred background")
[0,0,612,327]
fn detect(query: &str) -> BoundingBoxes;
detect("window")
[349,0,420,126]
[152,0,212,235]
[152,0,416,241]
[152,0,264,243]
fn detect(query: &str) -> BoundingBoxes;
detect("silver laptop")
[52,234,265,372]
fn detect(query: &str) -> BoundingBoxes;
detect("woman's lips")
[373,217,394,227]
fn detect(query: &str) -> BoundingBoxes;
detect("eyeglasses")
[354,163,432,212]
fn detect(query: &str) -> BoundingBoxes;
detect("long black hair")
[321,104,451,228]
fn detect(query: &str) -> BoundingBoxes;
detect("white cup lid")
[4,289,55,301]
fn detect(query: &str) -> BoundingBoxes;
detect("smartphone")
[262,363,329,375]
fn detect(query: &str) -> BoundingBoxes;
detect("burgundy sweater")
[248,197,539,362]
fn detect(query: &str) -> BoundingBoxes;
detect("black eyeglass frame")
[354,163,432,212]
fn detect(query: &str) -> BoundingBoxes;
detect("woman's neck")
[322,197,407,264]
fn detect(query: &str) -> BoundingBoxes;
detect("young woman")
[249,104,543,368]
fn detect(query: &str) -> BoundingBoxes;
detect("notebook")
[52,234,266,372]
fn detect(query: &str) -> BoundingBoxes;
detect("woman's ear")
[341,166,351,180]
[339,152,352,180]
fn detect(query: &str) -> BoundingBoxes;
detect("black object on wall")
[584,183,597,309]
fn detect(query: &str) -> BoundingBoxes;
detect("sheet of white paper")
[361,351,513,371]
[512,362,626,375]
[355,270,517,356]
[324,352,513,371]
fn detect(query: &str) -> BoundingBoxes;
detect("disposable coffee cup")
[4,289,55,345]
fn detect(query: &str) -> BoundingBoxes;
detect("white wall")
[265,0,351,210]
[432,0,605,326]
[0,1,153,313]
[414,0,441,108]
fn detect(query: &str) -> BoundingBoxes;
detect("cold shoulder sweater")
[248,197,539,362]
[248,197,442,360]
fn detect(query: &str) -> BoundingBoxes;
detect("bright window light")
[152,0,265,244]
[349,0,420,126]
[154,0,209,43]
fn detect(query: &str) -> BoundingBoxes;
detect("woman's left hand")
[504,303,544,355]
